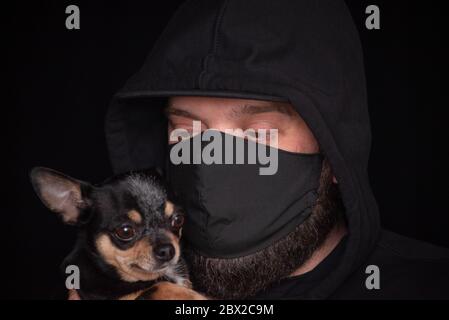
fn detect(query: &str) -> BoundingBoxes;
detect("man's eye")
[114,225,136,241]
[245,130,272,142]
[168,118,194,130]
[170,123,193,130]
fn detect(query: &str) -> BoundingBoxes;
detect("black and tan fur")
[30,167,205,300]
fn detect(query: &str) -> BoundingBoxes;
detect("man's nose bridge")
[211,123,237,133]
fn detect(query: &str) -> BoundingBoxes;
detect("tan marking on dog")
[95,234,161,282]
[119,290,145,300]
[142,282,207,300]
[164,201,174,217]
[127,210,142,224]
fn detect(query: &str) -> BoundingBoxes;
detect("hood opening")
[104,0,381,299]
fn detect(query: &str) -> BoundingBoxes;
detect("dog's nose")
[154,244,175,262]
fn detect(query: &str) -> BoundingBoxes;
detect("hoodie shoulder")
[331,230,449,299]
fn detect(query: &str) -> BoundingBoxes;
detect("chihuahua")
[30,167,206,300]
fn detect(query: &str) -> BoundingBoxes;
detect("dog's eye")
[171,214,184,229]
[114,225,136,241]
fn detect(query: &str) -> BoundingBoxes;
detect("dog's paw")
[138,281,207,300]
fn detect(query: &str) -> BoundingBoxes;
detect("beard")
[182,159,344,299]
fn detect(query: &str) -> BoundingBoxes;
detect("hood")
[105,0,380,299]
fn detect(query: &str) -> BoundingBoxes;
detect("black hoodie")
[105,0,449,299]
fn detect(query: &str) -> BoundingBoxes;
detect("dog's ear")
[30,167,92,225]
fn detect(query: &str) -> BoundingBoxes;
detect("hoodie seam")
[198,0,230,88]
[212,0,229,55]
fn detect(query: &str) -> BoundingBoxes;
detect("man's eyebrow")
[164,107,200,120]
[232,104,293,117]
[164,103,293,120]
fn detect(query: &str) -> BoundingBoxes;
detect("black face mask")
[167,131,323,258]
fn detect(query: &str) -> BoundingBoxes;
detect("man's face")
[165,96,341,299]
[166,96,319,153]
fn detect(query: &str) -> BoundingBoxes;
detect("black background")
[4,1,448,299]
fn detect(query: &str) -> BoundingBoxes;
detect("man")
[103,0,449,299]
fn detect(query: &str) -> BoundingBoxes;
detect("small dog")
[30,167,206,300]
